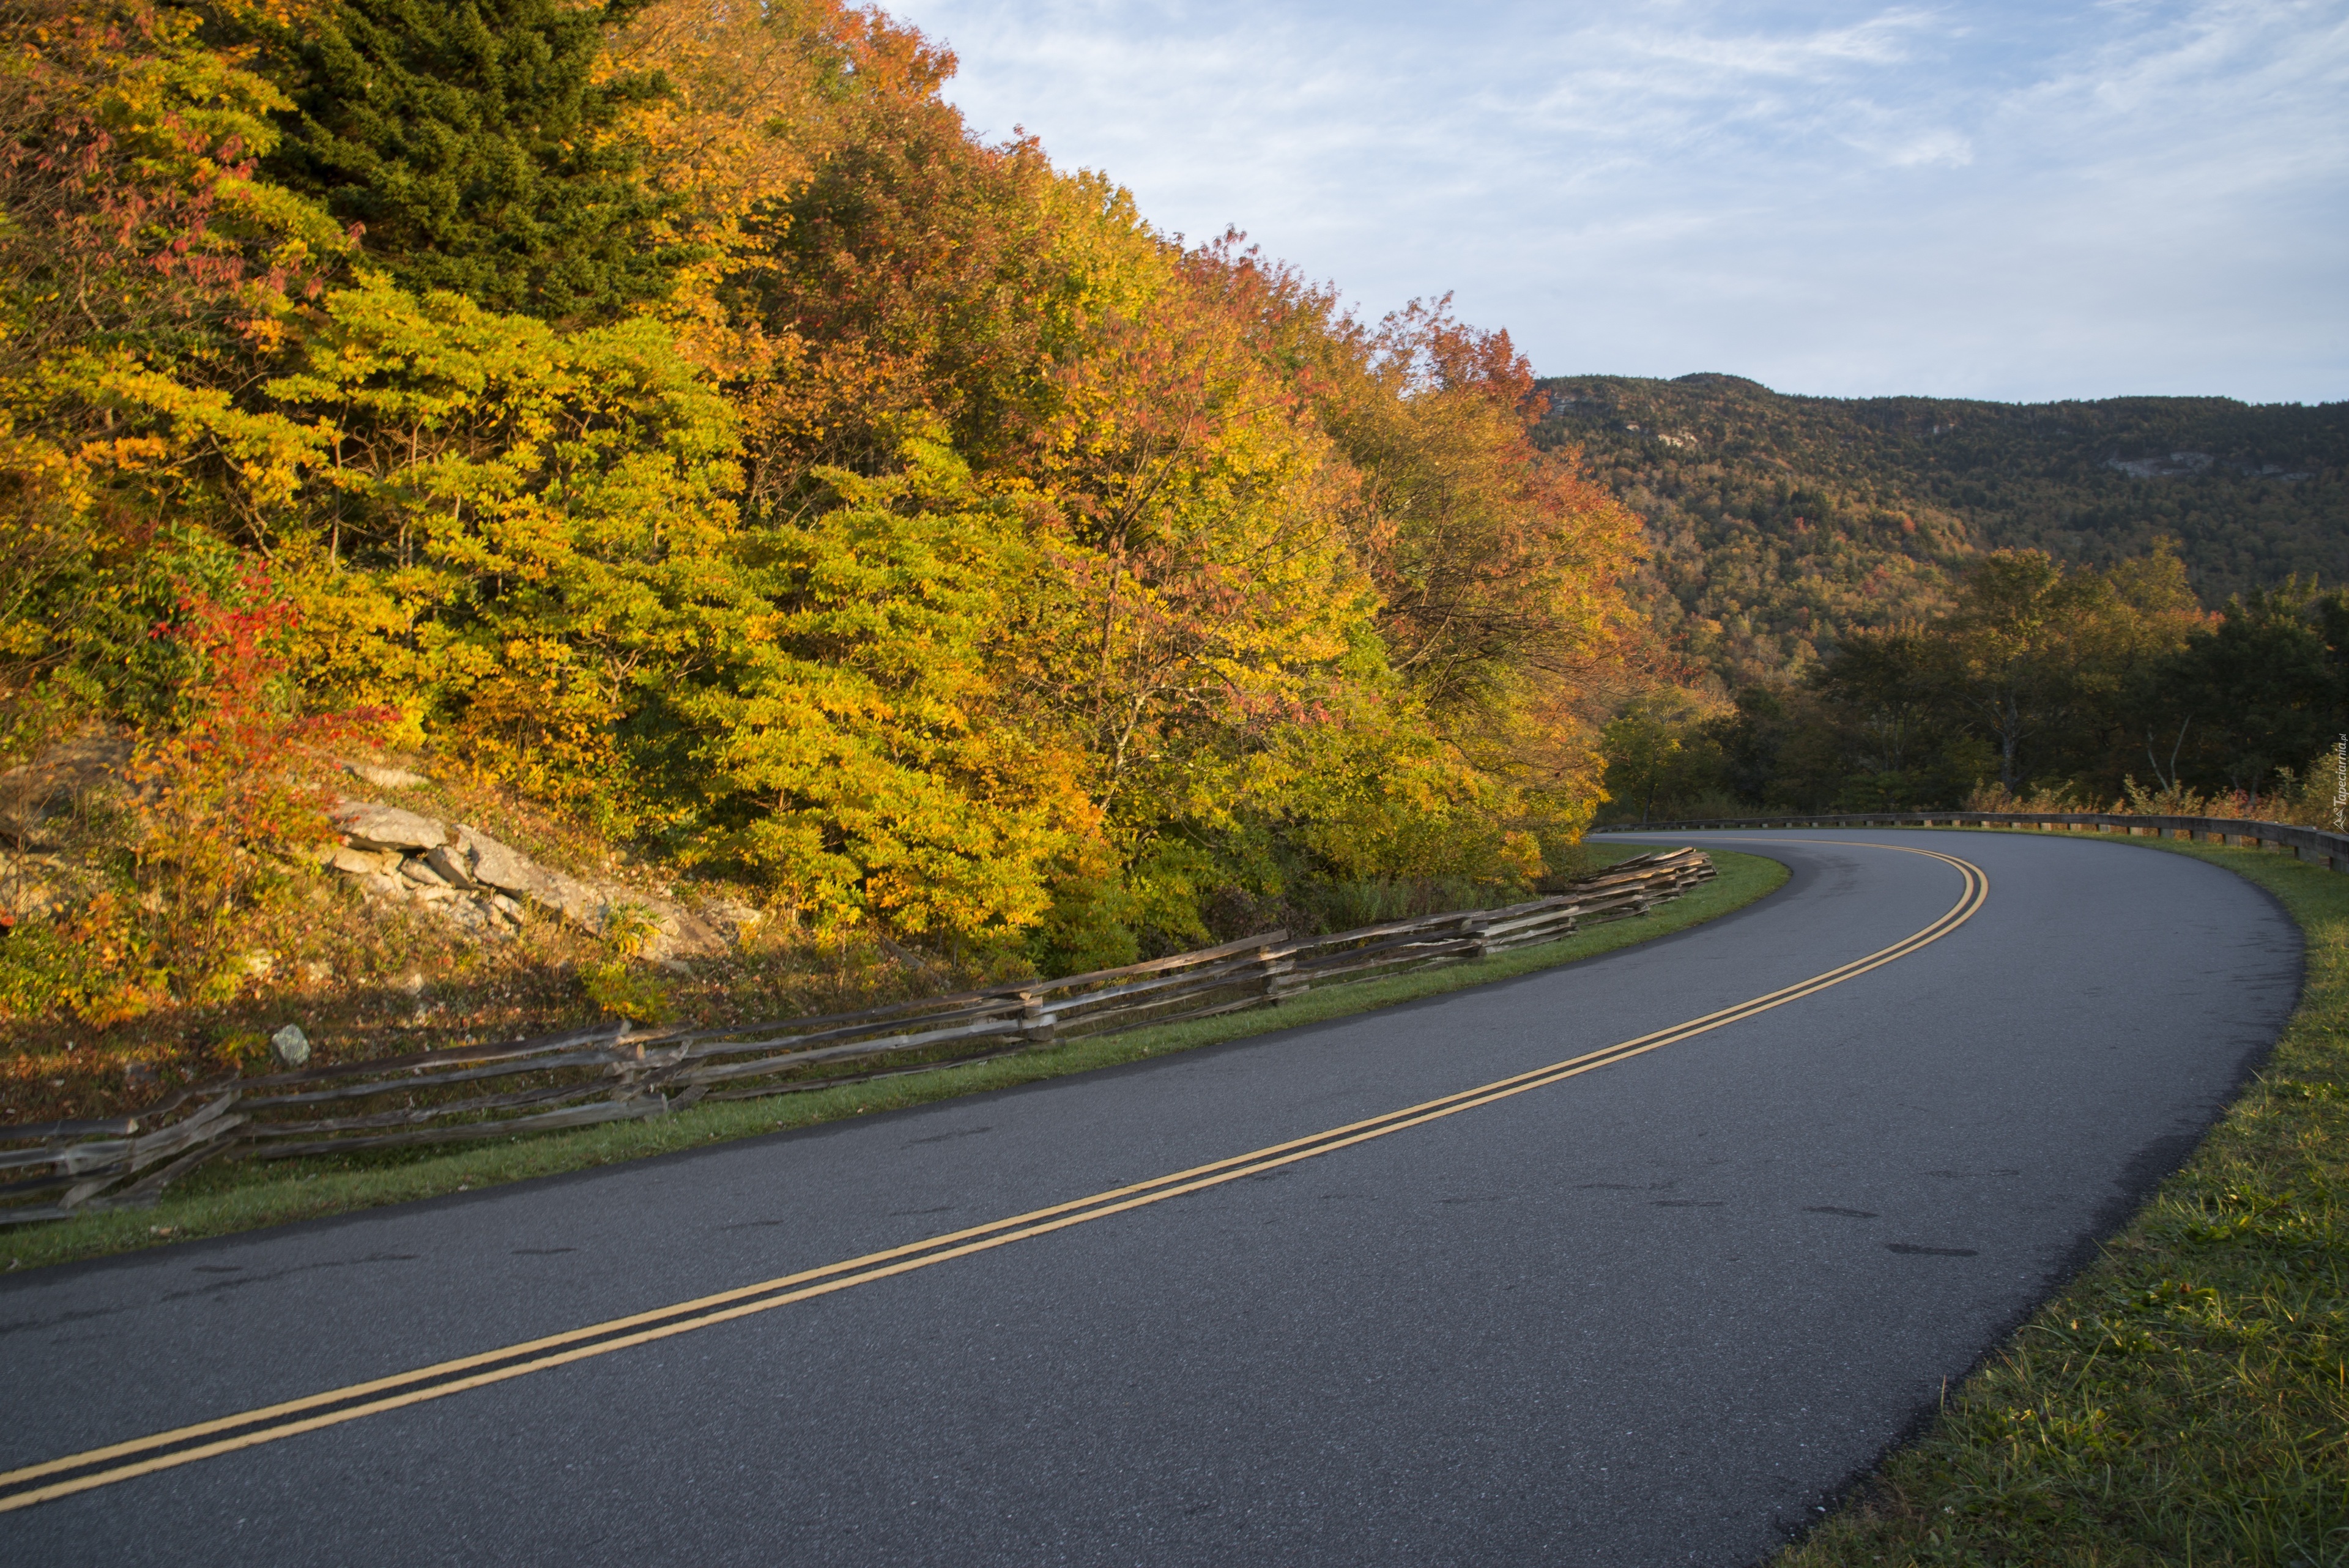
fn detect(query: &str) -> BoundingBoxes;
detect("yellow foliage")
[1,0,1649,984]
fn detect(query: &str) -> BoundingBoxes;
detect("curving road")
[0,831,2301,1566]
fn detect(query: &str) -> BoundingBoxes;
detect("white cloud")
[894,0,2349,401]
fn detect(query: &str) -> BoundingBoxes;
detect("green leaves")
[254,274,743,823]
[6,0,1652,977]
[259,0,686,321]
[680,439,1075,938]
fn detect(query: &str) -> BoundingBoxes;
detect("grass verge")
[3,847,1787,1273]
[1783,832,2349,1567]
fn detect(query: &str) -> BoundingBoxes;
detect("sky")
[890,0,2349,405]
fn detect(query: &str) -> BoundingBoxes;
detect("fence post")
[1260,945,1302,1004]
[1464,915,1496,960]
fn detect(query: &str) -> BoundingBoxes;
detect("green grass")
[1781,831,2349,1567]
[2,847,1787,1273]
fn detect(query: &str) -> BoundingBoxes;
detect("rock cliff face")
[323,800,752,961]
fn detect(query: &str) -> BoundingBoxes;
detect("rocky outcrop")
[0,730,760,961]
[324,801,746,960]
[0,849,100,924]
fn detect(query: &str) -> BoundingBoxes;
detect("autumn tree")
[1919,546,2198,792]
[2,0,1657,970]
[0,0,347,739]
[2131,581,2343,803]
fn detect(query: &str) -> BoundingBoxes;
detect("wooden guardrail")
[1596,812,2349,870]
[0,847,1716,1224]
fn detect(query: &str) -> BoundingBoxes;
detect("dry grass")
[0,887,992,1129]
[0,752,987,1126]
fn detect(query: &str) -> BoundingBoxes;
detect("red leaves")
[0,0,336,420]
[153,566,392,824]
[1373,295,1542,416]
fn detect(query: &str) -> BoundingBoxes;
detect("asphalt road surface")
[0,830,2301,1566]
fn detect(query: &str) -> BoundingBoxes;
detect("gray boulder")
[422,843,478,888]
[328,808,729,958]
[458,827,568,908]
[332,802,448,853]
[269,1024,311,1069]
[325,844,397,876]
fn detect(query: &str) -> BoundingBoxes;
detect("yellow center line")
[0,839,1984,1514]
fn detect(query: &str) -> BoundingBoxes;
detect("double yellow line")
[0,839,1985,1514]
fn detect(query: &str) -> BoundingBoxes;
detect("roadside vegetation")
[1784,834,2349,1568]
[1,0,1664,1127]
[0,844,1785,1272]
[1598,540,2349,827]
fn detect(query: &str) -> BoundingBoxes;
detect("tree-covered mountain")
[1533,374,2349,685]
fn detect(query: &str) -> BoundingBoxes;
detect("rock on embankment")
[1,735,759,962]
[325,801,754,962]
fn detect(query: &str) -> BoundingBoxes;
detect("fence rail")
[1597,811,2349,869]
[1,848,1716,1224]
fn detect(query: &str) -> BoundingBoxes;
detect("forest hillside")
[1538,374,2349,686]
[0,0,1653,1114]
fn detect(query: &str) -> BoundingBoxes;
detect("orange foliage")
[2,0,1653,975]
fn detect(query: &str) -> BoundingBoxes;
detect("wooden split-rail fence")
[1,847,1715,1225]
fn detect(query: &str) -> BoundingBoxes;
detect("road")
[0,831,2301,1566]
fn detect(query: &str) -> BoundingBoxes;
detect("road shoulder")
[1783,833,2344,1566]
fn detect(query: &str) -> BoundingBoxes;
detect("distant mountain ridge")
[1532,374,2349,686]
